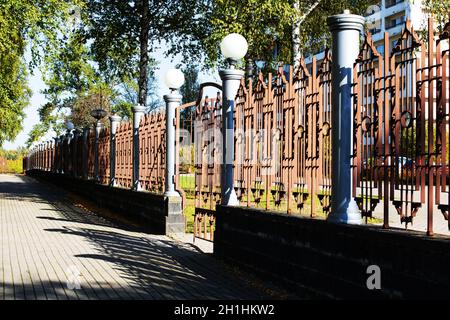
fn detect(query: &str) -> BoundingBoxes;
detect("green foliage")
[0,158,23,174]
[0,52,31,147]
[178,64,201,104]
[84,0,203,106]
[112,62,162,113]
[423,0,450,31]
[0,0,83,148]
[168,0,378,69]
[296,0,378,57]
[0,149,27,173]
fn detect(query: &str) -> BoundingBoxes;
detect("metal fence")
[353,18,449,235]
[194,54,333,218]
[25,19,449,237]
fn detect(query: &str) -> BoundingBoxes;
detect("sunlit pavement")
[0,174,273,300]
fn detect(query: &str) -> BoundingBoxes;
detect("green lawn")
[184,196,195,233]
[179,174,383,233]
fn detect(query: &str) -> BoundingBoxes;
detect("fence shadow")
[44,226,268,300]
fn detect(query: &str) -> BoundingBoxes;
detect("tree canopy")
[0,0,81,148]
[423,0,450,30]
[167,0,379,69]
[4,0,446,149]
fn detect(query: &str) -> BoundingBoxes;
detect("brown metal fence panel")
[98,126,110,184]
[353,19,449,235]
[140,111,166,193]
[116,121,133,188]
[194,94,223,212]
[87,129,95,179]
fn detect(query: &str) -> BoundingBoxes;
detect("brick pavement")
[0,174,273,300]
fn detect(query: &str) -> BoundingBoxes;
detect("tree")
[294,0,378,59]
[85,0,204,107]
[27,24,163,146]
[112,61,163,115]
[0,50,31,147]
[177,64,200,141]
[423,0,450,31]
[168,0,378,69]
[200,0,297,68]
[292,0,322,70]
[25,102,66,147]
[0,0,82,148]
[179,64,200,104]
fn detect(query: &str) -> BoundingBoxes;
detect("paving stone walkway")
[0,174,271,300]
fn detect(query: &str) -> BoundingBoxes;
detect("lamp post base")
[223,189,240,207]
[164,190,181,198]
[132,182,143,192]
[109,179,119,188]
[327,199,362,225]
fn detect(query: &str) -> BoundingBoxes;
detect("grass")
[184,197,195,233]
[179,174,195,233]
[180,174,384,233]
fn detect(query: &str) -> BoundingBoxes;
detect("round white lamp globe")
[164,69,185,90]
[220,33,248,60]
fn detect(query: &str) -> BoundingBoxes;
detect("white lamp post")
[109,114,121,187]
[327,10,364,224]
[132,104,146,191]
[90,108,107,182]
[219,33,248,206]
[163,68,185,197]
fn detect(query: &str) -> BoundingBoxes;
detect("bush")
[0,157,23,173]
[0,149,26,174]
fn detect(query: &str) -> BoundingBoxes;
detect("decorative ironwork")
[194,93,223,212]
[116,121,133,188]
[353,18,449,235]
[98,127,110,184]
[193,208,215,242]
[139,111,166,193]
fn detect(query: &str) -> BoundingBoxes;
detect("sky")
[3,47,220,151]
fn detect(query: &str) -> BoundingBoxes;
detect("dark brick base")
[26,170,184,236]
[214,205,450,299]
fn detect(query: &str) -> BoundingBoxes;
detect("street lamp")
[90,108,108,122]
[220,33,249,67]
[163,68,185,197]
[219,33,248,206]
[90,108,107,182]
[164,69,185,92]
